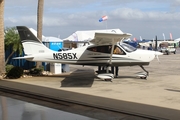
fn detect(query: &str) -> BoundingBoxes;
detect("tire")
[166,51,169,55]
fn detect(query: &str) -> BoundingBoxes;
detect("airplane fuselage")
[27,43,156,67]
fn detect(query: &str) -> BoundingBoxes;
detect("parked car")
[158,41,176,55]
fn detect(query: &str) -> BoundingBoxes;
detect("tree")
[1,96,8,120]
[0,0,5,74]
[36,0,44,68]
[4,27,23,65]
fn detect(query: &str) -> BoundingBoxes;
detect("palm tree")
[1,96,8,120]
[36,0,44,68]
[4,27,23,65]
[0,0,5,74]
[0,2,7,118]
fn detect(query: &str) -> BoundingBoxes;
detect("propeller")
[153,35,163,63]
[154,51,163,63]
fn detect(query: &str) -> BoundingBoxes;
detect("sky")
[4,0,180,40]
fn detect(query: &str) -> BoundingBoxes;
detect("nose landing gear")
[137,65,149,79]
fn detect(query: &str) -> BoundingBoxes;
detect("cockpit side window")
[87,45,126,55]
[87,45,112,53]
[113,45,125,55]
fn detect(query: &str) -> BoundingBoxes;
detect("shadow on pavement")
[60,69,96,87]
[165,89,180,93]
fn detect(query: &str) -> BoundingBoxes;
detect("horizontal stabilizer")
[13,56,34,59]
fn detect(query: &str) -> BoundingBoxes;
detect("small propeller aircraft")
[14,26,163,81]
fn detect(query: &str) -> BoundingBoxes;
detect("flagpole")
[105,20,108,30]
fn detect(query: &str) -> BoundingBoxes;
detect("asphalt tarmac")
[0,48,180,119]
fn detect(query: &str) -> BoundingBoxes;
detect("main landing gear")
[96,66,114,82]
[137,65,149,79]
[96,65,149,80]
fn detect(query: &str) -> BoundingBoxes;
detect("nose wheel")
[140,75,147,79]
[137,65,149,79]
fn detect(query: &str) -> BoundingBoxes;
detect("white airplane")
[14,26,163,81]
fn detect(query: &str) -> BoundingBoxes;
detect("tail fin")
[16,26,53,56]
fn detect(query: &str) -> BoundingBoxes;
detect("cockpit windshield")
[120,43,137,52]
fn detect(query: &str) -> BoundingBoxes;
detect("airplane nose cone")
[154,51,163,56]
[154,51,163,62]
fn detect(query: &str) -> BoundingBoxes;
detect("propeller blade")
[154,51,163,63]
[156,54,160,62]
[155,51,163,56]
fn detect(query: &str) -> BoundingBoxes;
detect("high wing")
[90,32,132,45]
[90,32,132,64]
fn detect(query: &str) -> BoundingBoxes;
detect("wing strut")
[109,38,115,65]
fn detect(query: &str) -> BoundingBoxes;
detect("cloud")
[111,8,180,21]
[172,0,180,6]
[4,0,180,39]
[5,15,36,27]
[43,17,68,26]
